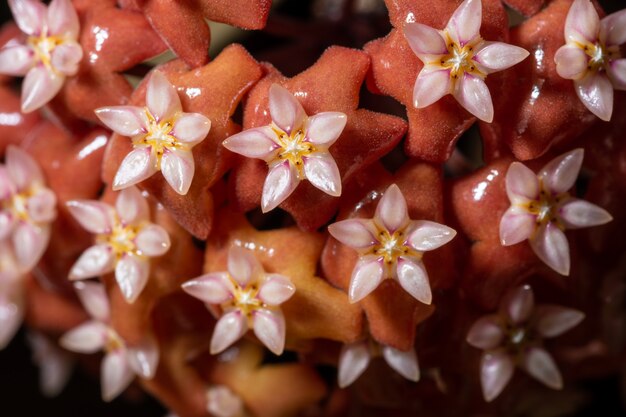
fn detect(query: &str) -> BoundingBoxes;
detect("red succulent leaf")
[0,86,41,154]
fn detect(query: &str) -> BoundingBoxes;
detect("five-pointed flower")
[222,83,346,212]
[0,0,83,112]
[66,187,171,303]
[467,285,584,402]
[0,145,57,272]
[554,0,626,121]
[328,184,456,304]
[499,148,612,276]
[182,246,296,355]
[337,339,420,388]
[403,0,529,122]
[60,281,160,401]
[95,71,211,195]
[0,241,25,350]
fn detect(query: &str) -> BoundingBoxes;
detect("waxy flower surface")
[554,0,626,121]
[467,285,584,401]
[328,184,456,304]
[499,149,612,275]
[223,83,346,212]
[182,246,295,355]
[66,187,171,303]
[206,385,246,417]
[0,0,83,112]
[0,145,57,272]
[0,241,24,350]
[60,282,159,401]
[403,0,529,122]
[96,71,211,195]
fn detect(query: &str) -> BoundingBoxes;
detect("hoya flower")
[0,241,24,350]
[467,285,584,402]
[206,385,246,417]
[0,145,57,272]
[60,281,160,401]
[403,0,529,122]
[327,184,456,304]
[222,83,346,212]
[66,187,171,303]
[337,339,420,388]
[0,0,83,112]
[554,0,626,121]
[95,71,211,195]
[182,246,296,355]
[499,149,612,276]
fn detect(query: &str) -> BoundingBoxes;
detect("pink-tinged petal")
[6,145,44,189]
[115,186,149,225]
[407,220,456,252]
[21,66,64,113]
[337,342,371,388]
[223,126,280,160]
[564,0,600,44]
[69,244,114,280]
[522,348,563,389]
[575,71,614,121]
[59,321,107,353]
[74,281,110,322]
[559,199,612,229]
[115,254,149,304]
[66,200,114,234]
[0,166,16,199]
[303,153,342,197]
[535,306,584,338]
[210,311,248,354]
[0,292,24,349]
[539,149,584,195]
[499,206,536,246]
[47,0,79,37]
[305,112,347,147]
[95,106,147,137]
[474,42,529,73]
[261,162,299,213]
[50,41,82,76]
[0,45,34,76]
[506,162,539,204]
[396,257,432,305]
[27,188,57,223]
[258,274,295,306]
[227,246,262,288]
[505,285,535,325]
[382,345,420,382]
[554,45,589,80]
[375,184,409,232]
[207,386,244,417]
[268,84,306,134]
[101,351,134,402]
[349,257,384,303]
[252,308,286,355]
[0,212,16,241]
[146,71,181,122]
[403,23,448,59]
[480,350,514,402]
[413,66,451,108]
[446,0,482,46]
[113,148,159,192]
[328,219,376,249]
[467,315,505,350]
[127,339,159,379]
[454,73,494,123]
[136,225,170,257]
[161,148,194,195]
[13,223,49,271]
[8,0,46,36]
[171,113,211,145]
[181,273,234,305]
[601,9,626,47]
[607,59,626,91]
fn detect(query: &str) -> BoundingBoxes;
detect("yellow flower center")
[28,32,64,73]
[133,109,188,169]
[579,41,620,73]
[104,328,125,353]
[2,186,46,224]
[370,228,421,272]
[223,278,264,326]
[97,219,139,259]
[436,31,485,81]
[523,183,570,232]
[271,123,315,178]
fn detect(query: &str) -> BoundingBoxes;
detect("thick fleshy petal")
[222,126,280,160]
[564,0,600,44]
[0,45,34,76]
[6,145,44,189]
[607,59,626,91]
[95,106,147,137]
[101,351,135,402]
[338,342,371,388]
[253,308,286,355]
[261,162,299,213]
[559,199,612,229]
[505,285,534,325]
[328,219,376,249]
[382,345,420,382]
[413,67,451,108]
[181,273,234,305]
[474,42,529,73]
[21,66,64,113]
[305,112,347,147]
[575,72,614,121]
[303,153,342,197]
[13,223,49,271]
[349,257,384,303]
[146,71,181,122]
[115,254,149,304]
[538,149,584,195]
[74,281,110,322]
[113,148,159,192]
[27,189,57,223]
[268,84,306,134]
[522,348,563,389]
[446,0,482,46]
[8,0,47,36]
[467,315,505,350]
[116,186,149,225]
[66,200,114,234]
[0,293,24,349]
[59,321,107,353]
[227,246,261,287]
[499,206,536,246]
[135,225,170,257]
[171,113,211,145]
[50,41,82,76]
[454,73,494,123]
[0,212,15,241]
[0,166,16,199]
[375,184,408,232]
[258,274,295,306]
[69,244,114,280]
[406,220,456,252]
[161,148,195,195]
[127,339,159,379]
[601,9,626,47]
[207,386,244,417]
[554,45,589,80]
[210,311,248,354]
[481,350,514,402]
[535,306,584,338]
[506,162,539,204]
[403,23,448,59]
[396,257,432,305]
[47,0,79,37]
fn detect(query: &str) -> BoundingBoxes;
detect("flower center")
[582,42,620,72]
[271,123,315,178]
[99,220,139,259]
[226,279,263,322]
[3,186,45,224]
[524,185,569,230]
[28,32,64,72]
[104,328,125,353]
[135,109,187,169]
[372,229,416,267]
[438,31,484,81]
